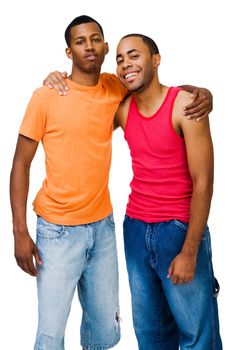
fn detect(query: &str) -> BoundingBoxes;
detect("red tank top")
[124,87,193,222]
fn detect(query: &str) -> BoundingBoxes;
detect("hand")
[167,252,197,284]
[14,234,42,277]
[43,71,68,95]
[184,88,213,121]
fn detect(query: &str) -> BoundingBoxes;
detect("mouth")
[84,54,97,61]
[122,71,140,82]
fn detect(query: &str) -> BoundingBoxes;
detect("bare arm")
[43,72,213,122]
[113,96,131,131]
[168,92,214,284]
[10,134,42,276]
[179,85,213,121]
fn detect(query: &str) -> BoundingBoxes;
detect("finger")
[50,71,66,80]
[34,248,42,266]
[184,97,207,113]
[51,71,68,87]
[27,258,38,276]
[17,258,35,276]
[52,82,68,96]
[177,278,186,285]
[45,81,67,95]
[184,103,210,119]
[195,113,208,122]
[190,88,200,100]
[171,275,178,284]
[184,275,194,284]
[46,72,68,95]
[48,76,68,95]
[186,109,209,120]
[167,263,174,278]
[43,78,54,89]
[184,99,208,114]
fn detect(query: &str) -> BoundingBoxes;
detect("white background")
[0,0,235,348]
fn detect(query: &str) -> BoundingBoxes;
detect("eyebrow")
[74,33,102,40]
[116,49,140,60]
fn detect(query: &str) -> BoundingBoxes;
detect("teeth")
[124,72,138,79]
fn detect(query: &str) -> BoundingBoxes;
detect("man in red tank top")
[115,34,222,350]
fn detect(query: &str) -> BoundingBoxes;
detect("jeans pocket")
[172,219,189,231]
[106,213,115,228]
[36,216,65,239]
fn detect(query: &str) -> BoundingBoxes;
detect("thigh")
[159,222,222,350]
[123,216,179,350]
[78,214,120,347]
[36,216,87,334]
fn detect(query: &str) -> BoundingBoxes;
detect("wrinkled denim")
[34,214,120,350]
[123,216,222,350]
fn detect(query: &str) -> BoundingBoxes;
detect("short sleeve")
[19,90,47,142]
[101,73,128,101]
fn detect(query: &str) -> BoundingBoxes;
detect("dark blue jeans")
[123,216,222,350]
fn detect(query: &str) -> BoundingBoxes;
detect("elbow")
[192,175,214,199]
[10,161,30,184]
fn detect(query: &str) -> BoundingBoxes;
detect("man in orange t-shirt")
[10,16,126,350]
[10,15,213,350]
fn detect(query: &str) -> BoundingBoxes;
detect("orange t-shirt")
[19,74,127,225]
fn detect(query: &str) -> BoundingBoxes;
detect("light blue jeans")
[34,214,120,350]
[123,216,222,350]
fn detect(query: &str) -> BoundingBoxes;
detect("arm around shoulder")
[113,95,131,132]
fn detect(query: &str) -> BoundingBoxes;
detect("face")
[116,36,159,92]
[66,22,108,74]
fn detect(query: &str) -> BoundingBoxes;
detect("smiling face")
[66,22,108,74]
[116,36,160,92]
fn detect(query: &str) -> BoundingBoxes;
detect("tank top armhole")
[168,87,184,139]
[124,95,136,140]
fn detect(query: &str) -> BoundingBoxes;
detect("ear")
[153,54,161,69]
[104,42,109,56]
[65,47,73,60]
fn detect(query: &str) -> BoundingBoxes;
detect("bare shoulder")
[173,89,211,137]
[175,90,194,110]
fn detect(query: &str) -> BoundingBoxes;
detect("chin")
[128,83,144,92]
[86,65,100,73]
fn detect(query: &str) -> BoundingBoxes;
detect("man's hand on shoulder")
[43,71,69,95]
[180,85,213,121]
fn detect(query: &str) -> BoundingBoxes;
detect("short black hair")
[65,15,104,47]
[121,34,159,55]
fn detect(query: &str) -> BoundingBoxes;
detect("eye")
[92,38,101,43]
[116,59,124,65]
[75,40,84,46]
[131,54,139,59]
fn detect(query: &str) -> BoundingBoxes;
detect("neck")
[134,74,162,103]
[133,76,168,117]
[69,66,101,86]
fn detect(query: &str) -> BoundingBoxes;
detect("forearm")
[10,162,30,236]
[182,180,213,256]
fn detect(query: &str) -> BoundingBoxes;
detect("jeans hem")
[81,336,120,350]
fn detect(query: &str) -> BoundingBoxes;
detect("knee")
[34,334,54,350]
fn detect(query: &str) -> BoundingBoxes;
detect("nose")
[85,40,94,51]
[122,58,133,70]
